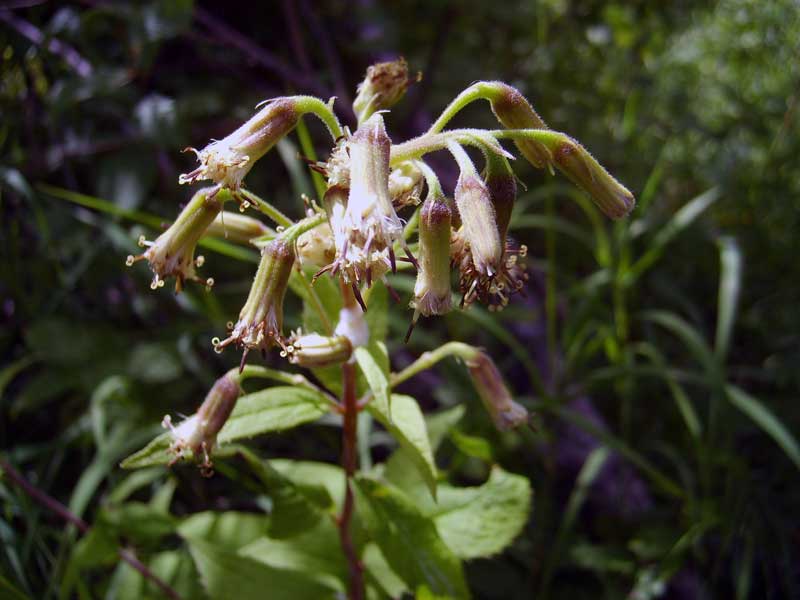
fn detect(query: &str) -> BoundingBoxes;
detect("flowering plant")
[121,59,634,599]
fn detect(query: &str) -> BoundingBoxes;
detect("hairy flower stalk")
[162,371,241,474]
[466,350,529,431]
[408,163,452,340]
[322,113,408,299]
[127,186,222,292]
[352,57,413,124]
[214,237,295,368]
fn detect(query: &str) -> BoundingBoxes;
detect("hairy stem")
[0,458,183,600]
[390,341,479,387]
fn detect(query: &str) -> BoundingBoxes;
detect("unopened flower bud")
[205,211,272,244]
[325,114,406,288]
[485,81,552,170]
[297,222,336,268]
[162,372,241,474]
[353,57,413,123]
[282,331,353,367]
[127,187,222,292]
[550,136,635,219]
[215,238,295,364]
[388,161,424,208]
[411,191,452,321]
[466,351,528,431]
[180,97,299,191]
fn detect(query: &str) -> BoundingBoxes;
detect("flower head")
[214,237,295,366]
[179,97,299,192]
[353,57,414,123]
[127,186,221,292]
[324,113,406,288]
[282,331,353,367]
[163,372,241,475]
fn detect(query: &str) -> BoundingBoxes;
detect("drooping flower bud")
[324,114,406,288]
[410,183,452,334]
[214,237,295,366]
[449,142,502,279]
[179,97,300,192]
[162,371,241,475]
[486,81,552,170]
[485,153,516,243]
[205,211,272,244]
[550,135,635,219]
[388,161,424,209]
[296,222,336,268]
[127,186,221,292]
[466,351,529,431]
[352,57,413,123]
[282,331,353,367]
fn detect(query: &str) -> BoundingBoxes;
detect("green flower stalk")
[127,186,222,292]
[214,237,295,367]
[466,350,529,431]
[162,371,241,474]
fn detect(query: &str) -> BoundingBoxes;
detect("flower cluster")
[126,59,635,452]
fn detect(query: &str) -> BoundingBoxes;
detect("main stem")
[338,283,365,600]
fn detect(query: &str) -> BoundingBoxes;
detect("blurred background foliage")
[1,0,798,598]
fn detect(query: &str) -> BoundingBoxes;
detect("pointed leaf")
[356,342,391,421]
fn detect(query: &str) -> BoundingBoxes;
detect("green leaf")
[185,536,338,600]
[357,342,391,421]
[432,467,531,560]
[368,394,437,499]
[363,543,409,598]
[425,405,466,452]
[449,430,494,462]
[233,448,333,538]
[270,459,346,510]
[715,236,741,361]
[121,386,329,468]
[726,385,800,470]
[0,575,29,600]
[363,283,389,341]
[355,476,470,599]
[239,519,346,593]
[177,511,270,551]
[99,502,177,545]
[642,310,718,377]
[126,342,182,384]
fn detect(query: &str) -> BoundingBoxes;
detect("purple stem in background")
[0,9,93,77]
[281,0,313,75]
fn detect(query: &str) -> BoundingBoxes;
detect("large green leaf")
[185,536,338,600]
[431,467,532,560]
[121,386,329,468]
[177,511,270,551]
[355,476,470,599]
[368,394,437,499]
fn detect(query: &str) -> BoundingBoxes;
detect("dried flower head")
[214,237,295,367]
[127,186,221,292]
[353,57,414,123]
[162,372,241,475]
[466,350,529,431]
[179,97,299,192]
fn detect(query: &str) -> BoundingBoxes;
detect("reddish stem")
[338,359,365,600]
